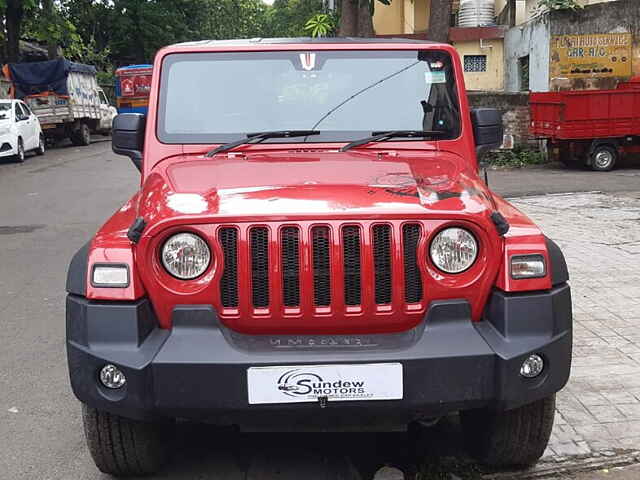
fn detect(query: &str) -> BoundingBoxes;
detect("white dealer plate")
[247,363,403,405]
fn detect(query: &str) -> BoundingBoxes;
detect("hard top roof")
[170,37,439,48]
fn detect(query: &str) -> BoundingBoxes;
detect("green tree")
[266,0,325,38]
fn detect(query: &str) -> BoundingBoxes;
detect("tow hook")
[127,217,146,243]
[491,211,510,236]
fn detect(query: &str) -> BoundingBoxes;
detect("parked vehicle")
[530,77,640,171]
[66,39,572,477]
[115,64,152,114]
[6,59,116,146]
[0,99,45,162]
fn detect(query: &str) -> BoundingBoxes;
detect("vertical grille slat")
[218,222,425,319]
[403,224,423,303]
[373,225,392,304]
[219,228,239,308]
[312,227,331,306]
[342,226,362,306]
[281,227,300,307]
[250,227,270,308]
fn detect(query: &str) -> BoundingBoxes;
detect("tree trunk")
[339,0,359,36]
[357,0,374,37]
[42,0,58,59]
[427,0,452,43]
[6,0,24,63]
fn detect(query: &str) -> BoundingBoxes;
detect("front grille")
[219,227,239,308]
[217,222,425,317]
[250,227,269,308]
[402,224,423,303]
[342,226,362,306]
[281,227,300,307]
[373,224,392,304]
[312,227,331,306]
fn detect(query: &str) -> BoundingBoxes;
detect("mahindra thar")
[66,38,572,476]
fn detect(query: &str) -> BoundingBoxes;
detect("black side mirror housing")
[471,108,503,158]
[112,113,146,171]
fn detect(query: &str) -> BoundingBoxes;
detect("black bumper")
[66,285,572,429]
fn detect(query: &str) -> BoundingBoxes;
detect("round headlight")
[430,227,478,274]
[161,232,210,279]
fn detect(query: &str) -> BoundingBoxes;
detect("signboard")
[550,33,633,79]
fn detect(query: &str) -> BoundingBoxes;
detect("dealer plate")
[247,363,403,405]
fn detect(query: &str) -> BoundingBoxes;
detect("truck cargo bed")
[530,78,640,140]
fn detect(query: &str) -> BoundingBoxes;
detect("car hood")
[138,150,495,228]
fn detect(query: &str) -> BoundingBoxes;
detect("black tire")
[590,145,617,171]
[81,404,172,476]
[460,394,556,467]
[14,138,25,163]
[36,134,45,155]
[71,123,91,146]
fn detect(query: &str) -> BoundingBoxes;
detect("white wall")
[504,15,550,92]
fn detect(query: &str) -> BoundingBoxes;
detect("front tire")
[14,138,25,163]
[590,145,617,171]
[460,394,556,467]
[36,134,45,155]
[82,404,171,476]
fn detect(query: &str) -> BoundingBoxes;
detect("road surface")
[1,141,638,479]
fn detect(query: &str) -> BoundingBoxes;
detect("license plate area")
[247,363,403,405]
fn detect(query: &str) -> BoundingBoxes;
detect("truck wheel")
[71,123,91,146]
[81,404,171,476]
[36,134,45,156]
[14,138,25,163]
[460,394,555,467]
[590,145,617,171]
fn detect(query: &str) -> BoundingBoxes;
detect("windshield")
[158,49,461,144]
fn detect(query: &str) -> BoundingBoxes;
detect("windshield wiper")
[205,130,320,157]
[340,130,448,152]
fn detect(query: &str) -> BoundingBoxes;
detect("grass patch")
[418,455,485,480]
[484,147,548,168]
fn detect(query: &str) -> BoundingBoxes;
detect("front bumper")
[0,133,16,157]
[67,285,572,430]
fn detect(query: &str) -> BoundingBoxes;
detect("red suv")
[66,38,572,476]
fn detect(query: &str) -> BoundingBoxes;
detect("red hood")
[138,150,494,230]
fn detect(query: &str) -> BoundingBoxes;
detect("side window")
[21,102,32,116]
[99,91,109,105]
[15,103,26,120]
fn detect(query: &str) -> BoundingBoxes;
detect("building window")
[464,55,487,72]
[519,56,530,91]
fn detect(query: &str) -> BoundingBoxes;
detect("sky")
[262,0,275,4]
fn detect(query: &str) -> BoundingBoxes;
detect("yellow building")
[373,0,506,91]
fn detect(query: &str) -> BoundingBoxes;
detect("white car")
[0,99,45,162]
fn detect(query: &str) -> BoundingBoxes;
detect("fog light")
[100,364,126,389]
[520,354,544,378]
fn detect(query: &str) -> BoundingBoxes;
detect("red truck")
[530,78,640,171]
[66,38,572,476]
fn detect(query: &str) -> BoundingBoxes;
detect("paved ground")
[0,142,639,479]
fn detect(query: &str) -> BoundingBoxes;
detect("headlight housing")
[161,232,211,279]
[429,227,478,274]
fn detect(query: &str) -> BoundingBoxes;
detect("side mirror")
[471,108,503,158]
[112,113,146,171]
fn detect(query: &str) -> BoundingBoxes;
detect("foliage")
[485,146,548,168]
[0,0,346,71]
[536,0,584,12]
[304,13,335,38]
[266,0,326,38]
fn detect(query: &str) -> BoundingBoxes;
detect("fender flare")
[66,241,90,296]
[545,236,569,286]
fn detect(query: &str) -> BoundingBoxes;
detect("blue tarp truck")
[6,59,117,146]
